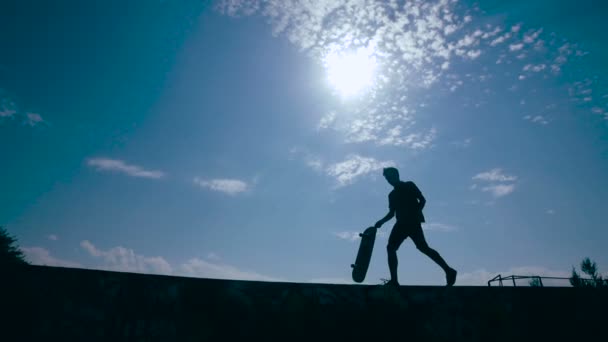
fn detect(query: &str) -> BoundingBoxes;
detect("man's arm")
[413,182,426,210]
[374,209,395,228]
[418,194,426,210]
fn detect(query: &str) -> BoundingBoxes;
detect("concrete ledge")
[2,265,607,341]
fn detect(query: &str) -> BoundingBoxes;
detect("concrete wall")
[3,266,606,341]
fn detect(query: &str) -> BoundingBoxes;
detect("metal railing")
[487,274,596,287]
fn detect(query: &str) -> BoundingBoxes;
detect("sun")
[324,46,378,98]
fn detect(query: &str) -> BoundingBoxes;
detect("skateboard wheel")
[359,233,364,237]
[351,264,356,268]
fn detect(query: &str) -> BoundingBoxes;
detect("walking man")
[374,167,457,286]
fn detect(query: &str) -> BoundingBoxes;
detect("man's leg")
[386,225,407,285]
[410,225,457,286]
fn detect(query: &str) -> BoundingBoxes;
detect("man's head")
[383,167,400,186]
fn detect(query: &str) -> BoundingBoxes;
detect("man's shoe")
[446,268,457,286]
[384,279,400,287]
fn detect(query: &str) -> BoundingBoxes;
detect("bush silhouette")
[570,258,607,288]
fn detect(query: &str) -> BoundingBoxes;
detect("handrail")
[487,274,596,287]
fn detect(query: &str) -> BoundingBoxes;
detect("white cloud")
[193,177,249,195]
[451,137,472,148]
[551,42,574,74]
[326,155,395,187]
[290,147,325,172]
[481,184,515,197]
[333,229,387,242]
[217,0,580,152]
[317,111,336,130]
[481,27,502,39]
[207,252,221,261]
[511,24,522,33]
[47,234,58,241]
[80,240,172,275]
[472,168,517,198]
[1,93,48,126]
[472,168,517,182]
[216,0,498,148]
[509,43,524,51]
[523,64,546,72]
[490,33,511,46]
[25,112,44,126]
[0,95,17,118]
[333,231,361,242]
[423,222,458,232]
[546,209,555,215]
[523,28,543,44]
[87,158,165,179]
[466,49,481,59]
[524,115,549,125]
[0,108,16,117]
[21,246,81,268]
[178,258,281,281]
[307,277,352,284]
[26,239,282,282]
[379,126,437,149]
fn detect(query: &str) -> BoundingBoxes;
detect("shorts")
[387,221,429,251]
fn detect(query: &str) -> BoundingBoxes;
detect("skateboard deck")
[351,226,377,283]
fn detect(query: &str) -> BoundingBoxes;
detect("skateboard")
[351,226,377,283]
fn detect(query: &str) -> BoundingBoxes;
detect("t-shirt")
[388,181,425,223]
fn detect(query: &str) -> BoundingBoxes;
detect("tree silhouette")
[528,277,542,287]
[570,257,607,288]
[0,226,29,268]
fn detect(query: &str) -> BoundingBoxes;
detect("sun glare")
[324,46,378,98]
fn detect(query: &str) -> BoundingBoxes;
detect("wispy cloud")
[0,94,17,118]
[206,252,221,261]
[523,63,546,72]
[87,158,165,179]
[193,177,249,195]
[472,168,517,182]
[481,184,515,198]
[80,240,172,274]
[451,138,472,148]
[47,234,58,241]
[289,147,325,172]
[333,230,387,242]
[509,43,524,51]
[524,115,549,125]
[326,155,395,188]
[472,168,517,198]
[379,126,437,149]
[25,239,282,282]
[21,246,81,268]
[333,231,361,242]
[423,222,458,232]
[1,92,46,125]
[178,258,282,281]
[81,240,280,281]
[25,112,44,126]
[0,108,16,118]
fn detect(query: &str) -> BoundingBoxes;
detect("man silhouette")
[374,167,457,286]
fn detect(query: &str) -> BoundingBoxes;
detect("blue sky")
[1,0,607,285]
